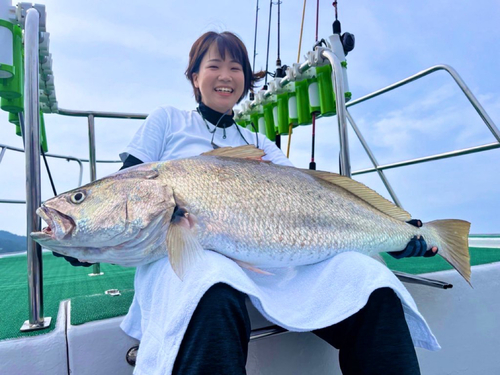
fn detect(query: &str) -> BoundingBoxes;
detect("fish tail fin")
[425,219,471,286]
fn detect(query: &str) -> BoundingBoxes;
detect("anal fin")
[370,253,387,266]
[234,259,274,275]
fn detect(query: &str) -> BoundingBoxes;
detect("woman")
[115,31,439,374]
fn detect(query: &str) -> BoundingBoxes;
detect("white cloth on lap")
[121,251,439,375]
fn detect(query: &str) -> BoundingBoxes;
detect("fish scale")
[31,146,471,283]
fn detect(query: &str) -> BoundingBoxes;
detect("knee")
[368,287,400,306]
[198,283,248,316]
[364,287,405,318]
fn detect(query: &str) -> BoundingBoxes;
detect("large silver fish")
[31,146,471,283]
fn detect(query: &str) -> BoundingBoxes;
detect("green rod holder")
[0,21,22,97]
[1,94,23,113]
[249,112,262,133]
[308,76,321,115]
[288,92,298,127]
[316,64,336,117]
[39,111,48,152]
[263,102,276,141]
[8,112,22,136]
[277,92,290,135]
[295,79,312,125]
[0,19,15,80]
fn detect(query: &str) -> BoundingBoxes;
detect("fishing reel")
[333,19,355,56]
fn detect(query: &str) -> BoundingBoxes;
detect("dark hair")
[185,31,265,104]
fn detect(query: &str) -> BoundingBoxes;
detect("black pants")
[172,283,420,375]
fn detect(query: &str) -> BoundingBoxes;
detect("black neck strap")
[197,102,235,128]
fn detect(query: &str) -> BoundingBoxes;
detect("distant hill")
[0,230,27,254]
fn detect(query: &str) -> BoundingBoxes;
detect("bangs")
[213,34,246,66]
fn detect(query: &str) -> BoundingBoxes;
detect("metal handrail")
[20,7,51,332]
[346,64,500,141]
[345,111,404,208]
[0,199,26,204]
[353,142,500,176]
[0,143,85,186]
[57,108,148,119]
[321,50,350,177]
[0,143,124,204]
[345,64,500,208]
[0,143,124,205]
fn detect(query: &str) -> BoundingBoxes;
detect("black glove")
[388,219,438,259]
[52,251,94,267]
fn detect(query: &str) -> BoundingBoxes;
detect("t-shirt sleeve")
[119,107,171,163]
[259,135,294,167]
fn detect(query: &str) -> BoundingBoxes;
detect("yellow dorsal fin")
[201,145,265,159]
[300,169,411,221]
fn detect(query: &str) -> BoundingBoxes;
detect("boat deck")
[1,245,500,342]
[1,252,134,341]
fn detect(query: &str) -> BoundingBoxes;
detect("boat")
[1,1,499,374]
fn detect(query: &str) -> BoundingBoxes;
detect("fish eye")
[70,191,86,204]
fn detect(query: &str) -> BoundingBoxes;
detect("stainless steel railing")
[20,7,51,332]
[0,143,85,189]
[346,65,500,142]
[321,49,351,177]
[345,64,500,208]
[0,143,125,205]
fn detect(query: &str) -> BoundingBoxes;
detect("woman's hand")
[52,251,94,267]
[388,219,439,259]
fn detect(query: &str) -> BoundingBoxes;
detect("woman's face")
[192,43,245,114]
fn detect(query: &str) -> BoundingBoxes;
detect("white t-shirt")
[120,106,439,375]
[119,106,293,167]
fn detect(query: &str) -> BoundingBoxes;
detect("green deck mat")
[469,234,500,238]
[0,252,135,341]
[380,247,500,274]
[1,246,499,341]
[71,290,135,326]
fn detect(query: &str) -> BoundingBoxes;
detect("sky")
[0,0,499,236]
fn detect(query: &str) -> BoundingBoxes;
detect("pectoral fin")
[166,207,205,280]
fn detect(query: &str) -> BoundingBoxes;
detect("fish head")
[31,167,176,265]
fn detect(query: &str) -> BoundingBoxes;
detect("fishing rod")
[286,0,308,159]
[264,0,273,86]
[18,111,58,196]
[252,0,260,74]
[41,147,57,196]
[309,0,320,171]
[275,0,283,149]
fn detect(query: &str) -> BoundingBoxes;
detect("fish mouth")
[31,205,76,241]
